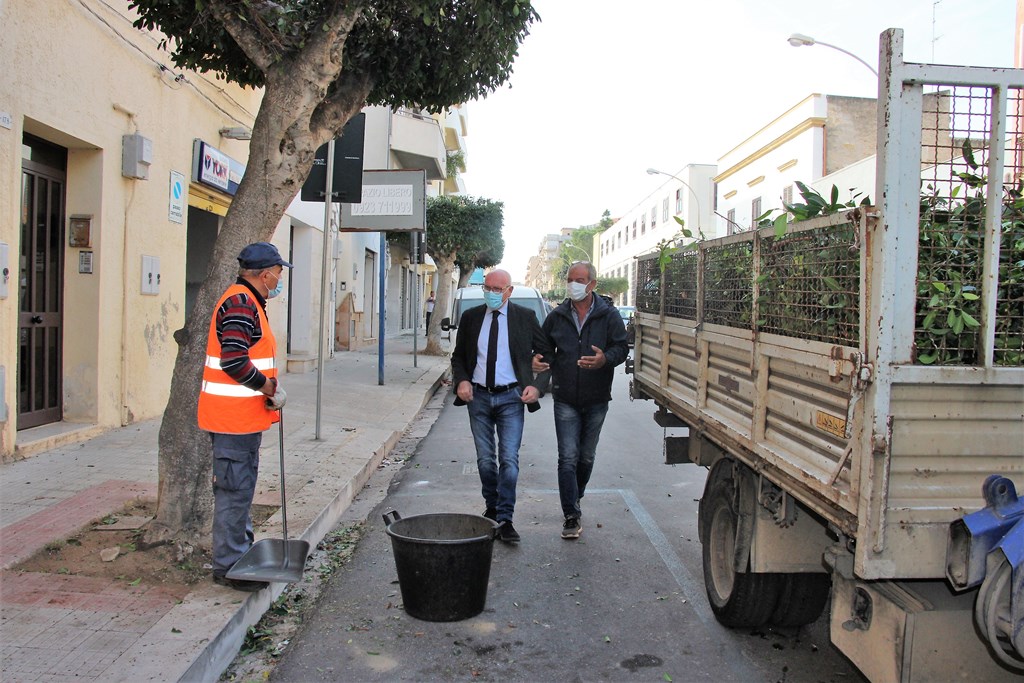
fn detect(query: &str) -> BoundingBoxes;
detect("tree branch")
[205,1,279,73]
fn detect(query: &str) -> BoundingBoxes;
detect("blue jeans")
[466,387,525,523]
[211,432,262,575]
[553,400,609,519]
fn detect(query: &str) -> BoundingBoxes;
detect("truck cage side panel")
[632,28,1024,581]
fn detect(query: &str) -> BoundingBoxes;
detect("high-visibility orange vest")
[197,283,280,434]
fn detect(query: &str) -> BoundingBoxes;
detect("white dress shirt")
[471,303,517,387]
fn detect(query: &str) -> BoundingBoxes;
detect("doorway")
[18,135,67,429]
[363,249,376,339]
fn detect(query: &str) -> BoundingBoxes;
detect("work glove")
[266,383,287,410]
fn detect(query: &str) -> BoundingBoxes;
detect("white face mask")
[567,281,590,302]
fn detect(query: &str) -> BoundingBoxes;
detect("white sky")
[459,0,1017,282]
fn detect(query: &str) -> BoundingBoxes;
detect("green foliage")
[129,0,539,113]
[655,232,686,274]
[423,195,504,266]
[446,149,466,179]
[596,276,629,298]
[783,181,871,222]
[758,181,872,235]
[914,144,1024,366]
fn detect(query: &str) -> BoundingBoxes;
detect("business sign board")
[191,140,246,195]
[340,169,426,232]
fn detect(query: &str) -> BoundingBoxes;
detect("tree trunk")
[423,253,457,356]
[457,269,472,288]
[144,73,367,545]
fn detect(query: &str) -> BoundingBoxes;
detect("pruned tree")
[455,228,505,288]
[129,0,538,546]
[422,195,504,354]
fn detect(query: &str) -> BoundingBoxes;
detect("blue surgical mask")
[484,291,504,310]
[266,271,284,299]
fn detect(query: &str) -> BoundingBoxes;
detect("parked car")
[617,306,636,348]
[441,285,549,330]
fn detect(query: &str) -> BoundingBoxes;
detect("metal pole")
[411,231,418,368]
[378,232,386,385]
[315,139,335,440]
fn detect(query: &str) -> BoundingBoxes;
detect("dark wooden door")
[18,139,66,429]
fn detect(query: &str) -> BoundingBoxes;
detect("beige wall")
[0,1,262,457]
[823,96,877,175]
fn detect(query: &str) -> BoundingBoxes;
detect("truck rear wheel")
[700,464,782,628]
[770,573,831,627]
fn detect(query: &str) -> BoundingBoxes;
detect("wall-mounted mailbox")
[69,215,92,248]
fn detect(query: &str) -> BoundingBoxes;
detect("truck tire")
[770,573,831,627]
[700,470,782,628]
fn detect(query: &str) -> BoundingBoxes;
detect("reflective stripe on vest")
[197,283,279,434]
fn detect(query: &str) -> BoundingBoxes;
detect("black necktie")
[486,310,499,388]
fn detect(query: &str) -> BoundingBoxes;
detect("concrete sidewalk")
[0,333,450,682]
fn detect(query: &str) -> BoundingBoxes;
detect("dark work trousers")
[211,431,262,576]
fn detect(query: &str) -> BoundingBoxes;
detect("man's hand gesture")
[577,346,606,370]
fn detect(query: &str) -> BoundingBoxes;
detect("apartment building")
[714,94,877,234]
[0,1,462,459]
[524,228,577,295]
[598,164,716,305]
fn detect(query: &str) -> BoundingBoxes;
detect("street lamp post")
[787,33,878,77]
[645,168,705,237]
[561,242,592,263]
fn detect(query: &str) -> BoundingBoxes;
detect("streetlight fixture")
[646,168,704,236]
[561,242,592,263]
[787,33,878,77]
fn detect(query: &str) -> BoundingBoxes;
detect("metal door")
[18,139,66,429]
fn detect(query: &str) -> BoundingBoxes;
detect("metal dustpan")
[227,411,310,583]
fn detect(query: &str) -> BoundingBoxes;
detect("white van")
[441,285,549,330]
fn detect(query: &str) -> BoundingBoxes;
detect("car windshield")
[456,291,547,325]
[617,306,635,320]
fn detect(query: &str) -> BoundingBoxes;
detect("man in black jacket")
[533,262,628,540]
[451,269,551,543]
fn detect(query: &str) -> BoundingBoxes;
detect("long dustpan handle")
[278,410,289,563]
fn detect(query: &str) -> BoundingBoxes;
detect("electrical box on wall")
[0,242,9,299]
[122,134,153,180]
[141,255,160,295]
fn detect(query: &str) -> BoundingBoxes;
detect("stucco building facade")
[0,1,463,459]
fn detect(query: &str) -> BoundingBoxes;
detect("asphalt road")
[272,367,865,683]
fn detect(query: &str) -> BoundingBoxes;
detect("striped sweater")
[215,278,269,391]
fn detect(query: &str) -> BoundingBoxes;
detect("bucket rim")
[384,512,497,544]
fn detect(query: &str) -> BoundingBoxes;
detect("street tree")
[422,195,504,354]
[555,210,612,281]
[129,0,538,546]
[596,276,628,299]
[455,228,505,288]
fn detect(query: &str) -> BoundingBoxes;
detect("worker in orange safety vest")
[198,242,290,592]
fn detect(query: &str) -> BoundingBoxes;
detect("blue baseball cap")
[237,242,292,269]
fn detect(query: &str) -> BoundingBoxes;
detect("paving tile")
[0,481,156,569]
[0,608,71,646]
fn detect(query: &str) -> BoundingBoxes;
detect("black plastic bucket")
[383,511,497,622]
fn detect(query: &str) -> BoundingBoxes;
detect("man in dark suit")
[452,269,551,543]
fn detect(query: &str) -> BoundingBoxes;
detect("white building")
[714,94,877,234]
[598,164,716,306]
